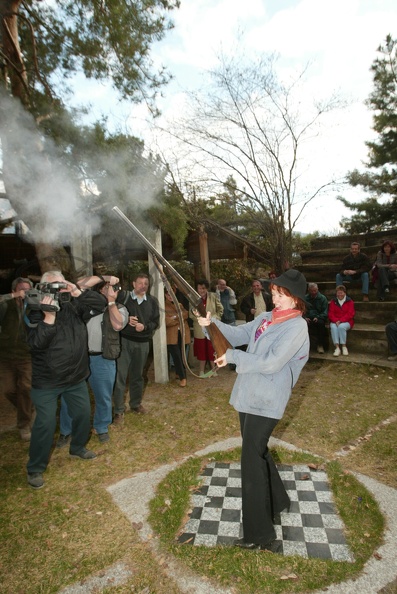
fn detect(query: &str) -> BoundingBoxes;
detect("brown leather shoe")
[179,379,187,387]
[113,413,124,425]
[363,295,369,302]
[132,405,147,414]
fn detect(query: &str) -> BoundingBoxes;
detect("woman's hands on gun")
[196,311,227,368]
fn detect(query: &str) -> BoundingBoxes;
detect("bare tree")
[160,51,342,271]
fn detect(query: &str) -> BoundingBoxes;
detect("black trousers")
[239,412,290,544]
[308,319,328,349]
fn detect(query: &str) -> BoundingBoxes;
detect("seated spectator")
[328,285,355,357]
[336,242,371,302]
[165,290,191,387]
[190,279,223,376]
[240,279,272,322]
[374,240,397,301]
[386,309,397,361]
[304,283,329,353]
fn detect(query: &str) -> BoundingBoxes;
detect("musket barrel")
[112,206,232,357]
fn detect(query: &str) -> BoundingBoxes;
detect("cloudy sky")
[73,0,397,234]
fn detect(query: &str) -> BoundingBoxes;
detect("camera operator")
[25,271,106,490]
[57,275,128,445]
[0,277,34,441]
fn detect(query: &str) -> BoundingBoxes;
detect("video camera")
[25,282,71,313]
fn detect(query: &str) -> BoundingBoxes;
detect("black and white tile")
[177,461,354,561]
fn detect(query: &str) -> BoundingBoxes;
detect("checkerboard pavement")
[177,461,354,561]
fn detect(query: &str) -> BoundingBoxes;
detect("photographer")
[57,275,128,444]
[25,271,106,489]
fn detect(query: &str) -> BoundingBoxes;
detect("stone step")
[308,350,397,368]
[300,246,379,265]
[321,323,388,355]
[310,229,397,251]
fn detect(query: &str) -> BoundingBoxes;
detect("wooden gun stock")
[112,206,232,357]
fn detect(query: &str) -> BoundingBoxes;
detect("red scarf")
[254,309,301,342]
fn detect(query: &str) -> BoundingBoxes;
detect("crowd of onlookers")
[1,237,396,489]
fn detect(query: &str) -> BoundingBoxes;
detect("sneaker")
[387,354,397,361]
[113,413,124,425]
[342,346,349,356]
[20,428,31,441]
[131,405,147,414]
[333,346,341,357]
[27,472,44,489]
[385,287,390,293]
[56,434,71,449]
[70,448,97,460]
[317,346,325,354]
[98,432,110,443]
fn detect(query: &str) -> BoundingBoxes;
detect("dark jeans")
[386,321,397,354]
[378,267,397,298]
[167,333,186,381]
[239,412,290,544]
[27,380,91,474]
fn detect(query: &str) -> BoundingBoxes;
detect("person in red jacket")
[328,285,355,357]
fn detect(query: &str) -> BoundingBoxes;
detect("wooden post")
[148,228,169,383]
[199,225,211,281]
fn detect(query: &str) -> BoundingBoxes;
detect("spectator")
[216,278,237,325]
[164,290,191,387]
[335,242,371,302]
[304,282,329,354]
[113,273,160,422]
[240,279,272,322]
[0,277,34,441]
[196,269,309,551]
[328,285,355,357]
[374,240,397,301]
[25,271,106,489]
[57,276,128,445]
[190,279,223,376]
[386,309,397,361]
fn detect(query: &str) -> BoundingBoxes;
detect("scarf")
[254,308,302,342]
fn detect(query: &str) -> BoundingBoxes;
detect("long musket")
[112,207,232,363]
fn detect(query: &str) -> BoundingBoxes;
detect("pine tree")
[339,35,397,233]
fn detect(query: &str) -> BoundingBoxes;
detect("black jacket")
[117,290,159,342]
[340,252,372,276]
[240,290,273,322]
[27,290,106,389]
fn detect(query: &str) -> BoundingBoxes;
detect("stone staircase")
[297,230,397,361]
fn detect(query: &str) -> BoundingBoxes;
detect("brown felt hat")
[271,269,307,301]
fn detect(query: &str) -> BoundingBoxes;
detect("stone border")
[105,436,397,594]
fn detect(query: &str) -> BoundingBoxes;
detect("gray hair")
[308,283,318,290]
[11,277,33,291]
[40,270,65,282]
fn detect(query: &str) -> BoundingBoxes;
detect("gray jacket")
[212,314,309,419]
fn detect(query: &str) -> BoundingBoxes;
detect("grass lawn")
[1,359,396,593]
